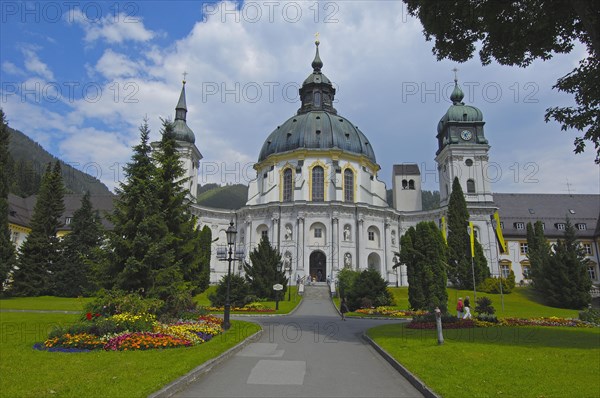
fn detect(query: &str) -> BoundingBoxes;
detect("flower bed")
[407,319,475,329]
[355,306,427,317]
[35,312,224,352]
[204,303,275,313]
[497,316,593,328]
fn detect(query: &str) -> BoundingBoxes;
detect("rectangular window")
[522,266,531,279]
[261,230,268,240]
[520,242,528,254]
[514,222,524,230]
[65,217,72,225]
[500,264,510,279]
[583,243,593,255]
[11,231,19,243]
[588,266,597,281]
[314,228,322,238]
[556,223,566,230]
[368,231,375,241]
[577,223,587,230]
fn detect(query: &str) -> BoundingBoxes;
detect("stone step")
[303,284,332,300]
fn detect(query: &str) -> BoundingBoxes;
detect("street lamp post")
[275,262,283,310]
[223,220,237,331]
[287,263,292,301]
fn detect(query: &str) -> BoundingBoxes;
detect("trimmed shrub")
[347,269,394,311]
[478,272,515,294]
[208,274,249,307]
[83,289,163,318]
[579,307,600,325]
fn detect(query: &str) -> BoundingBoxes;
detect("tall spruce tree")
[104,120,172,294]
[446,177,489,289]
[0,109,16,291]
[538,219,592,309]
[243,236,287,299]
[52,192,103,296]
[11,161,65,296]
[526,221,551,291]
[402,222,448,311]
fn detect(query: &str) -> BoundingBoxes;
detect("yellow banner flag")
[492,211,507,253]
[469,221,475,258]
[441,216,447,243]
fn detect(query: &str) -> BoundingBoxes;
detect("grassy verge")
[194,286,302,314]
[0,296,93,311]
[0,311,260,398]
[368,323,600,398]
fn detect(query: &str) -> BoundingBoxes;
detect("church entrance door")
[309,251,326,282]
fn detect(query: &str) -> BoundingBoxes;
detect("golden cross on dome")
[315,32,320,44]
[182,71,188,84]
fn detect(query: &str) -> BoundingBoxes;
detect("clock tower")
[436,76,493,206]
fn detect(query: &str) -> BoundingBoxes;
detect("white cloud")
[69,9,155,44]
[2,61,24,76]
[20,46,54,80]
[95,49,142,79]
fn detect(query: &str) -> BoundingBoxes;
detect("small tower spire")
[311,37,323,72]
[450,67,464,105]
[175,77,187,122]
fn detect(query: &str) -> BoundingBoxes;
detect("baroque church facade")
[177,41,506,285]
[7,42,600,287]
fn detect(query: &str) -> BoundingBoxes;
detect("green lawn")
[0,296,92,311]
[0,311,261,398]
[194,285,302,314]
[368,323,600,398]
[333,286,582,319]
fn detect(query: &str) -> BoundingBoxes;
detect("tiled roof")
[393,164,420,176]
[494,193,600,239]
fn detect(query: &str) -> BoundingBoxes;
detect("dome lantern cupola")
[172,79,196,144]
[297,40,337,115]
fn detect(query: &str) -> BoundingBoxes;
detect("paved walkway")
[175,285,423,397]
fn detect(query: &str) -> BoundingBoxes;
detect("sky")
[1,0,598,195]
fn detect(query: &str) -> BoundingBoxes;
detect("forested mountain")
[6,128,112,197]
[385,189,440,210]
[196,184,248,209]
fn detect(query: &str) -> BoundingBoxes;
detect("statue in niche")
[344,253,352,268]
[283,251,292,270]
[285,225,293,240]
[343,225,351,241]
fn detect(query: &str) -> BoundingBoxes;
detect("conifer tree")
[104,120,172,294]
[52,192,103,296]
[400,226,425,310]
[446,177,489,289]
[0,109,16,291]
[243,236,287,299]
[537,219,591,309]
[526,221,551,290]
[12,161,65,296]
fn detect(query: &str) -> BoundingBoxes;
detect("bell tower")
[436,73,493,206]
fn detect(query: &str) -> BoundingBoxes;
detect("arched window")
[312,166,324,201]
[402,179,408,189]
[344,169,354,202]
[408,179,415,190]
[282,168,293,202]
[467,179,476,193]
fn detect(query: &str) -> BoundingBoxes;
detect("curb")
[148,328,263,398]
[362,333,440,398]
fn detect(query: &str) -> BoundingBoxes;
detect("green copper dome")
[258,41,376,164]
[258,111,376,163]
[173,81,195,144]
[437,80,483,134]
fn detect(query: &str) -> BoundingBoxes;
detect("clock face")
[460,130,473,141]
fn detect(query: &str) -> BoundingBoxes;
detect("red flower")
[86,312,93,321]
[95,313,101,318]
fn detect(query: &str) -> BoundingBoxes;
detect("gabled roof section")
[494,193,600,238]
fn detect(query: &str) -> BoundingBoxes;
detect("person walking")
[463,296,472,319]
[456,297,464,318]
[340,297,349,321]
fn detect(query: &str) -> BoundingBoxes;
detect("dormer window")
[576,223,587,231]
[514,222,525,230]
[556,223,566,230]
